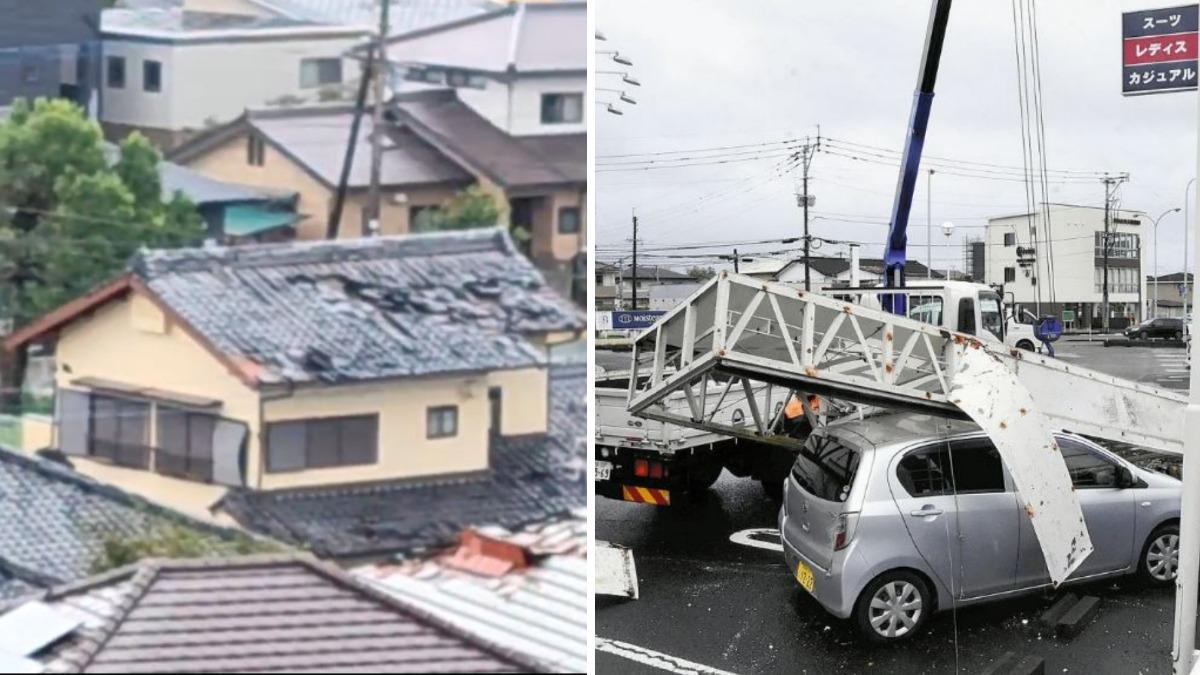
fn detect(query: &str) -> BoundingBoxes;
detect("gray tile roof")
[382,1,584,74]
[0,447,251,597]
[20,554,538,673]
[217,366,585,558]
[247,106,474,188]
[261,0,494,35]
[130,227,582,386]
[394,90,584,189]
[101,7,330,35]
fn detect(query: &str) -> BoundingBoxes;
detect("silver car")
[779,413,1181,642]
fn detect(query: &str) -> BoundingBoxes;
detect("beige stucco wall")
[528,188,585,263]
[48,291,552,501]
[52,292,259,516]
[182,129,465,240]
[185,130,334,240]
[486,367,548,436]
[259,374,492,490]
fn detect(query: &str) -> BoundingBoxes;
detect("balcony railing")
[89,439,152,470]
[88,439,212,483]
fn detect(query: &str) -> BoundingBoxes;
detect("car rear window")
[791,433,861,502]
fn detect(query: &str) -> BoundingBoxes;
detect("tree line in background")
[0,98,206,407]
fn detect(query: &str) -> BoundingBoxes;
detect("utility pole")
[733,248,740,273]
[1101,175,1127,331]
[795,134,821,291]
[927,168,935,278]
[366,0,390,237]
[631,210,639,311]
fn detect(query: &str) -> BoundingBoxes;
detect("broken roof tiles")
[131,227,582,386]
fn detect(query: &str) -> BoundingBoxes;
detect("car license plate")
[594,461,613,481]
[795,561,815,593]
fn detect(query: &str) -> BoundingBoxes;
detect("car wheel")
[1139,330,1149,340]
[1139,524,1180,585]
[1016,340,1035,352]
[854,571,931,642]
[1176,331,1184,341]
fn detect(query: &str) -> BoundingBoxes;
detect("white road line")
[728,528,784,552]
[596,637,738,675]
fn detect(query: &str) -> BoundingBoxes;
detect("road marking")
[729,527,784,552]
[596,637,738,675]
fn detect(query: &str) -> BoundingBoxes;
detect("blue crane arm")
[882,0,953,315]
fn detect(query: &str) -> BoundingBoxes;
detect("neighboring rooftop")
[0,446,259,601]
[7,554,539,673]
[393,90,585,188]
[778,256,943,281]
[103,141,292,205]
[380,1,585,74]
[602,265,697,282]
[216,365,585,557]
[168,92,583,191]
[357,511,587,673]
[101,6,366,40]
[9,227,583,387]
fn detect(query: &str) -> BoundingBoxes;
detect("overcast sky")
[595,0,1199,276]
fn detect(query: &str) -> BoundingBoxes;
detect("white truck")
[596,279,1053,507]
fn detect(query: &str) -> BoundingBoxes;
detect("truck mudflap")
[620,485,671,506]
[596,541,639,599]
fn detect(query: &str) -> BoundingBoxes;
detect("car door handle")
[911,507,944,517]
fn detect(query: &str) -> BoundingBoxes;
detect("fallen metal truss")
[627,272,1187,455]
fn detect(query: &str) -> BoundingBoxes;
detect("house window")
[106,56,126,89]
[247,134,265,166]
[300,58,342,88]
[427,405,458,439]
[89,395,150,469]
[265,415,378,473]
[19,57,39,84]
[558,206,581,234]
[410,205,442,232]
[155,407,215,482]
[541,93,583,124]
[143,60,162,93]
[1003,232,1016,246]
[1004,267,1016,283]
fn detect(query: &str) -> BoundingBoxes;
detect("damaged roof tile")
[130,227,583,386]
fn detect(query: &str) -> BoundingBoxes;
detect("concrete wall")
[986,205,1144,313]
[101,33,366,134]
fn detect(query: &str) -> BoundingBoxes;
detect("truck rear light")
[649,461,663,479]
[634,459,649,477]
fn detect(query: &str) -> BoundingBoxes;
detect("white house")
[99,3,370,147]
[381,1,585,138]
[984,203,1146,330]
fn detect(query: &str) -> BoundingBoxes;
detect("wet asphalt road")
[595,342,1192,674]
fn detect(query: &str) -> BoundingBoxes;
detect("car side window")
[1057,437,1118,488]
[896,438,1006,497]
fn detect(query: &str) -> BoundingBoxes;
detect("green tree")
[424,185,503,232]
[0,98,205,408]
[686,265,717,279]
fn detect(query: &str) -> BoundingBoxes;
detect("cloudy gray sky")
[595,0,1199,277]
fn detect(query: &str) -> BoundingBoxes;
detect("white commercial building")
[984,203,1147,330]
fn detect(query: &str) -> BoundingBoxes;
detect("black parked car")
[1125,317,1185,341]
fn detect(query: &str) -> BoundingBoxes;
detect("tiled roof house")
[4,228,583,546]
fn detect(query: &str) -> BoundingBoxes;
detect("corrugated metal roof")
[20,555,539,673]
[356,512,586,673]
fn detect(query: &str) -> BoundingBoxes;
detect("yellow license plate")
[795,561,815,593]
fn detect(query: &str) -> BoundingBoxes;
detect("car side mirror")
[1117,466,1135,489]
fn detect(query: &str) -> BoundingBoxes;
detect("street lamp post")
[1187,178,1197,321]
[1152,208,1182,319]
